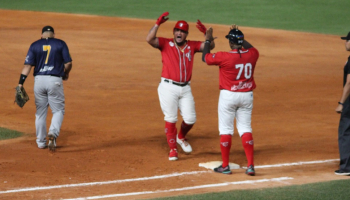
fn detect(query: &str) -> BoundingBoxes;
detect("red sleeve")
[195,41,202,52]
[250,47,259,60]
[158,37,166,50]
[205,52,223,66]
[187,40,202,52]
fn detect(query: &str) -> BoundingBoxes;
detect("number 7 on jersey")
[43,45,51,64]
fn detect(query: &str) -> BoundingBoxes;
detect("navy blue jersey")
[24,38,72,77]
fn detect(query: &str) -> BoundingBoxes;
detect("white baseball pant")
[218,90,253,137]
[157,78,196,124]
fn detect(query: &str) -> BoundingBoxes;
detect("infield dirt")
[0,10,349,199]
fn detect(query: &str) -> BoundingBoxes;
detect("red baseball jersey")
[158,37,202,82]
[205,47,259,92]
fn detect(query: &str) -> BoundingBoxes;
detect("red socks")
[165,121,193,149]
[220,134,232,168]
[178,121,193,139]
[219,133,254,168]
[165,122,177,149]
[241,132,254,166]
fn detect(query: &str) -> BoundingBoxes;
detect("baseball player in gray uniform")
[18,26,72,151]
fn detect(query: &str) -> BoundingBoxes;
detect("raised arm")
[196,20,215,51]
[199,37,215,51]
[229,24,253,49]
[146,12,169,48]
[146,25,160,48]
[202,27,213,62]
[242,40,254,49]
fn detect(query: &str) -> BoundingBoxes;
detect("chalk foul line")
[252,159,338,169]
[0,171,208,194]
[0,158,337,195]
[62,177,294,200]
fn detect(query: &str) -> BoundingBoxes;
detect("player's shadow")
[56,130,168,153]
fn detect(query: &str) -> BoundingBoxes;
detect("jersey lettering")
[235,63,252,80]
[235,64,244,80]
[39,66,54,72]
[244,63,252,79]
[231,81,253,91]
[186,50,192,61]
[43,45,51,64]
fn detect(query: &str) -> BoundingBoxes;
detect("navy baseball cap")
[341,31,350,40]
[42,26,54,33]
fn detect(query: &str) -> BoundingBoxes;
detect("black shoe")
[214,165,232,174]
[245,165,255,176]
[335,169,350,176]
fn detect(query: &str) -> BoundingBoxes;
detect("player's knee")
[164,116,177,123]
[238,127,252,137]
[35,120,46,127]
[53,110,65,115]
[184,117,196,125]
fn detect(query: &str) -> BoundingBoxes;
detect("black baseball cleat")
[214,165,232,174]
[245,165,255,176]
[335,169,350,176]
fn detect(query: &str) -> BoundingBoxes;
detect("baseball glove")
[14,86,29,108]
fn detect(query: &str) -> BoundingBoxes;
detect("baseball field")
[1,0,350,199]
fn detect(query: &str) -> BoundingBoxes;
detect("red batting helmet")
[173,20,189,33]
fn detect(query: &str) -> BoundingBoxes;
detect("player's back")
[27,38,70,77]
[220,47,258,70]
[205,47,259,92]
[221,48,259,91]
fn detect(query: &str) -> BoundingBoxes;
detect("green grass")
[150,179,350,200]
[0,127,23,140]
[0,0,349,35]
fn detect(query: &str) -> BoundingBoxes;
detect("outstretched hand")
[205,27,214,41]
[156,12,169,26]
[196,19,207,35]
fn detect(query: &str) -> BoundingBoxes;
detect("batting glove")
[196,19,207,35]
[156,12,169,26]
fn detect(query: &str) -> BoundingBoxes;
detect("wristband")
[19,74,27,85]
[205,40,211,44]
[338,102,344,105]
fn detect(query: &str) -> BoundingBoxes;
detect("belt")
[48,75,61,78]
[35,75,62,78]
[164,79,189,87]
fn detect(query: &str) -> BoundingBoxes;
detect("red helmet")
[173,20,189,33]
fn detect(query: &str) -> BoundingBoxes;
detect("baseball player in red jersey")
[146,12,215,160]
[202,25,259,175]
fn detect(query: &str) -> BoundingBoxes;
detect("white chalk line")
[251,159,338,169]
[62,177,294,200]
[0,171,208,194]
[0,158,338,195]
